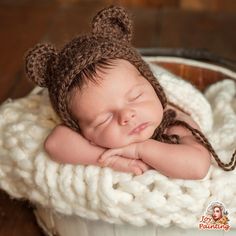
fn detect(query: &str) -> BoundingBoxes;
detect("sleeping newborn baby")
[25,6,235,178]
[43,58,210,179]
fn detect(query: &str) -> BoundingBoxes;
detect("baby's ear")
[25,43,57,87]
[92,5,132,43]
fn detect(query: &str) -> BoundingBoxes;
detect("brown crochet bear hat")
[25,5,167,132]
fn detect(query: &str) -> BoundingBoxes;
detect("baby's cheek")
[98,133,124,148]
[81,127,96,143]
[84,126,131,148]
[97,129,128,148]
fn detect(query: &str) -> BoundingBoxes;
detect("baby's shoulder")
[165,103,201,137]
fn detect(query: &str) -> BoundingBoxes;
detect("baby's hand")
[99,142,141,162]
[99,156,150,175]
[98,142,149,175]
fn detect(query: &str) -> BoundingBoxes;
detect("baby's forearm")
[139,139,211,179]
[44,125,106,165]
[44,125,152,175]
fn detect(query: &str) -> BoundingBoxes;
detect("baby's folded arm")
[44,125,149,175]
[44,125,106,165]
[138,138,211,180]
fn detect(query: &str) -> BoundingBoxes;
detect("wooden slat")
[0,2,236,236]
[0,190,44,236]
[0,3,57,103]
[153,9,236,62]
[104,0,179,8]
[180,0,236,12]
[0,2,57,236]
[154,62,235,91]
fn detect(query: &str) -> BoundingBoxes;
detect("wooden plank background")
[0,0,236,235]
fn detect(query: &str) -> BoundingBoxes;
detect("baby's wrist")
[136,140,148,160]
[137,139,155,161]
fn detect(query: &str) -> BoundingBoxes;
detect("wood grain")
[0,1,235,235]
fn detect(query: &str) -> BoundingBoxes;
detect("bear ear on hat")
[25,43,57,87]
[92,5,133,43]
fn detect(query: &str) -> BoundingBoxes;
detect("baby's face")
[70,59,163,148]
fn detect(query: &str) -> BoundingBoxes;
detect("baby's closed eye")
[129,92,143,101]
[96,115,112,127]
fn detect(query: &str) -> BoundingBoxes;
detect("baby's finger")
[112,158,142,175]
[100,156,116,167]
[127,160,143,175]
[99,149,121,162]
[135,160,151,172]
[132,166,143,175]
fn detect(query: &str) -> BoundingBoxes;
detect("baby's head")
[68,58,164,148]
[25,5,167,148]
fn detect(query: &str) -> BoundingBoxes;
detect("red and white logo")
[199,201,230,231]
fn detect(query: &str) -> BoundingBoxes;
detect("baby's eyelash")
[130,93,142,101]
[96,115,112,127]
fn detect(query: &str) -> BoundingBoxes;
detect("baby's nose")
[119,109,136,125]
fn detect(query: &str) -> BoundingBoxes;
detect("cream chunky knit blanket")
[0,61,236,229]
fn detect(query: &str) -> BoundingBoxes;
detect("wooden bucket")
[33,54,236,236]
